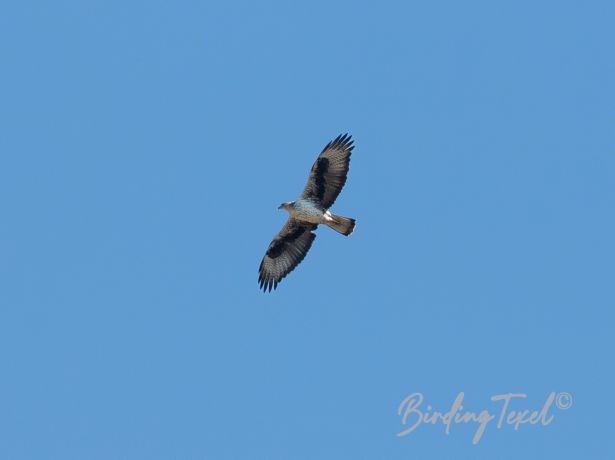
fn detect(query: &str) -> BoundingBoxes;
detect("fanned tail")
[327,214,356,236]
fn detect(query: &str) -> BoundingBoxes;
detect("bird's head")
[278,201,293,211]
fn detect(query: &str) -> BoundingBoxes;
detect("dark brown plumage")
[258,219,317,292]
[258,134,355,292]
[301,133,354,209]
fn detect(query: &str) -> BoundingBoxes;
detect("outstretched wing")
[258,219,317,292]
[300,133,354,209]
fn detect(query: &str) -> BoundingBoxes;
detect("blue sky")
[1,1,614,458]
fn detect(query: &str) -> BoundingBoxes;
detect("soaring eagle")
[258,133,356,292]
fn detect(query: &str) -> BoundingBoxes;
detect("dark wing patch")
[300,133,353,209]
[258,219,317,292]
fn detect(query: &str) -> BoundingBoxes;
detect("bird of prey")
[258,133,356,292]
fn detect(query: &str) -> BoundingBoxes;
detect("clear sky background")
[1,1,614,459]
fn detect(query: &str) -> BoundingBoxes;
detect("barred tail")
[327,214,356,236]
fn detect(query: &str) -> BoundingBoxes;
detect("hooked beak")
[278,204,283,209]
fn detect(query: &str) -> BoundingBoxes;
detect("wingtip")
[322,133,353,153]
[258,277,279,293]
[335,133,353,150]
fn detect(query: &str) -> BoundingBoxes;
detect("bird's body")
[258,134,357,292]
[281,199,326,224]
[281,200,354,233]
